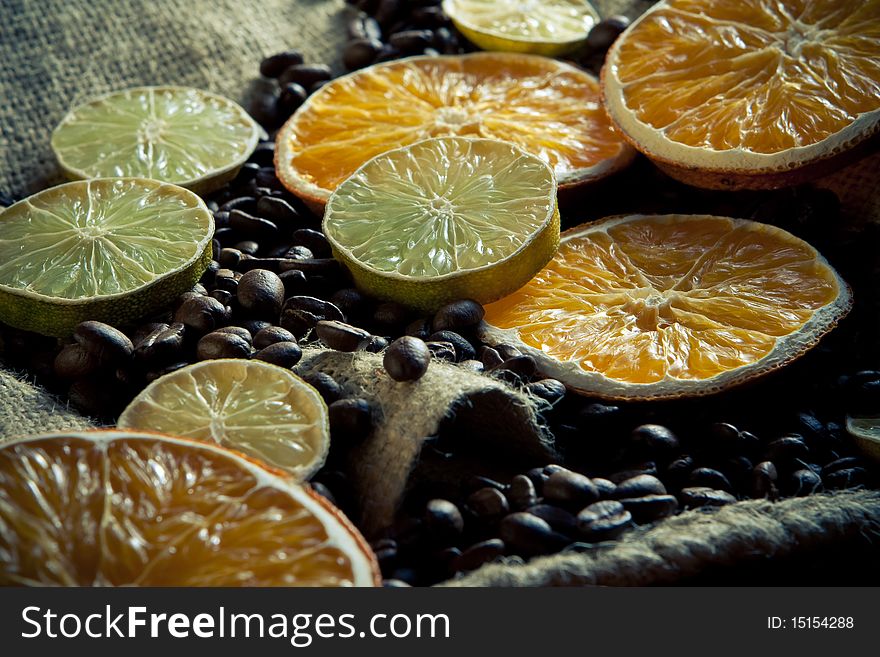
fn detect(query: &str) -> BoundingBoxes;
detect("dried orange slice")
[0,430,379,586]
[276,53,634,209]
[603,0,880,189]
[481,214,852,399]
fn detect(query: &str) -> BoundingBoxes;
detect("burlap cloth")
[1,0,878,586]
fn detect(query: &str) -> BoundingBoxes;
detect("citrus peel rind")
[51,86,261,194]
[480,214,852,400]
[276,53,634,209]
[324,136,560,312]
[0,178,214,337]
[117,359,330,481]
[846,416,880,463]
[602,0,880,189]
[0,430,379,587]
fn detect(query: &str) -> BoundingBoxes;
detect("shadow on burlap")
[1,0,878,586]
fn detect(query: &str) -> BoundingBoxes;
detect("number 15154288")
[768,617,854,629]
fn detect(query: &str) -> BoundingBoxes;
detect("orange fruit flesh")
[484,215,844,385]
[281,53,627,194]
[0,434,375,586]
[612,0,880,152]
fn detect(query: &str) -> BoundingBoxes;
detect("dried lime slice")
[117,359,330,481]
[443,0,599,56]
[323,136,560,312]
[0,178,213,336]
[846,415,880,463]
[51,86,260,193]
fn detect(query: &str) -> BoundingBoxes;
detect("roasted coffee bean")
[689,467,733,492]
[145,360,190,382]
[373,301,412,330]
[359,335,389,353]
[679,487,737,508]
[576,500,632,541]
[329,398,373,440]
[278,269,309,297]
[543,464,566,476]
[453,539,505,572]
[389,29,433,51]
[500,512,568,556]
[507,474,537,510]
[479,345,504,370]
[229,209,279,239]
[277,257,343,277]
[592,478,617,499]
[824,467,868,489]
[431,299,485,333]
[709,421,740,445]
[495,344,522,360]
[490,354,537,381]
[130,322,169,348]
[174,295,229,334]
[213,268,240,293]
[578,402,622,430]
[427,340,457,362]
[428,330,475,362]
[219,196,257,214]
[467,476,506,493]
[239,319,272,336]
[292,228,332,258]
[525,504,578,536]
[233,162,260,184]
[524,467,548,493]
[211,289,234,306]
[259,50,305,78]
[67,375,122,417]
[466,487,509,521]
[613,474,667,499]
[301,371,343,403]
[277,82,308,115]
[384,336,431,381]
[284,245,314,260]
[788,469,822,496]
[234,240,260,256]
[631,424,680,454]
[137,323,186,364]
[765,435,809,461]
[256,195,300,226]
[525,378,567,405]
[665,455,695,486]
[619,494,678,524]
[344,37,383,69]
[252,326,296,349]
[279,63,333,88]
[544,469,600,508]
[54,344,100,380]
[219,247,242,269]
[281,296,344,336]
[200,260,220,286]
[196,331,252,360]
[253,341,303,368]
[796,412,826,442]
[191,283,208,296]
[585,15,630,51]
[609,462,658,483]
[311,481,337,507]
[424,499,464,541]
[459,359,484,373]
[73,321,134,365]
[248,86,280,127]
[213,326,252,344]
[237,269,285,318]
[751,461,778,499]
[315,320,370,352]
[822,457,863,476]
[330,288,369,320]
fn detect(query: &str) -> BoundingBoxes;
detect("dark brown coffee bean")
[824,467,868,489]
[467,476,506,493]
[788,469,822,496]
[585,15,630,51]
[279,63,332,88]
[679,487,737,508]
[291,228,331,258]
[495,344,522,360]
[466,487,509,521]
[525,378,566,405]
[490,354,537,380]
[54,344,100,379]
[174,295,229,334]
[359,335,389,353]
[229,209,279,239]
[383,336,430,381]
[278,257,343,277]
[253,341,302,368]
[426,341,457,362]
[402,317,429,340]
[478,346,503,370]
[213,268,240,294]
[507,474,537,510]
[301,371,343,403]
[283,245,314,260]
[331,288,370,319]
[765,435,809,461]
[73,321,134,365]
[256,196,300,227]
[67,375,122,417]
[665,455,695,487]
[260,50,305,78]
[213,326,252,344]
[196,331,252,360]
[591,478,617,499]
[137,322,186,364]
[751,461,779,499]
[130,322,169,347]
[373,301,412,329]
[278,269,308,297]
[145,360,190,383]
[459,359,484,373]
[218,247,242,269]
[500,512,568,556]
[453,539,505,572]
[525,504,578,536]
[316,320,371,352]
[277,82,308,115]
[281,296,344,336]
[389,29,433,50]
[577,500,632,541]
[609,462,658,483]
[689,467,733,492]
[544,469,600,508]
[424,499,464,541]
[613,474,667,499]
[234,240,259,256]
[822,457,863,476]
[619,494,678,524]
[432,299,485,333]
[329,398,373,440]
[344,37,382,70]
[237,269,285,318]
[246,327,291,351]
[239,319,272,336]
[219,196,257,214]
[631,424,679,453]
[311,481,337,507]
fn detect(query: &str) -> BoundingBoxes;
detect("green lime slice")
[51,86,260,194]
[846,415,880,463]
[0,178,214,336]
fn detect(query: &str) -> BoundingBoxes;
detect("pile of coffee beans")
[1,1,878,587]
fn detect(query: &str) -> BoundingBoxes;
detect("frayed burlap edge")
[0,369,95,442]
[441,490,880,586]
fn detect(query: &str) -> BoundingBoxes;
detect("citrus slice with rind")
[0,178,213,337]
[276,53,633,209]
[602,0,880,189]
[324,136,560,312]
[846,416,880,463]
[0,430,379,586]
[118,359,329,481]
[51,86,261,194]
[481,214,852,399]
[443,0,599,56]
